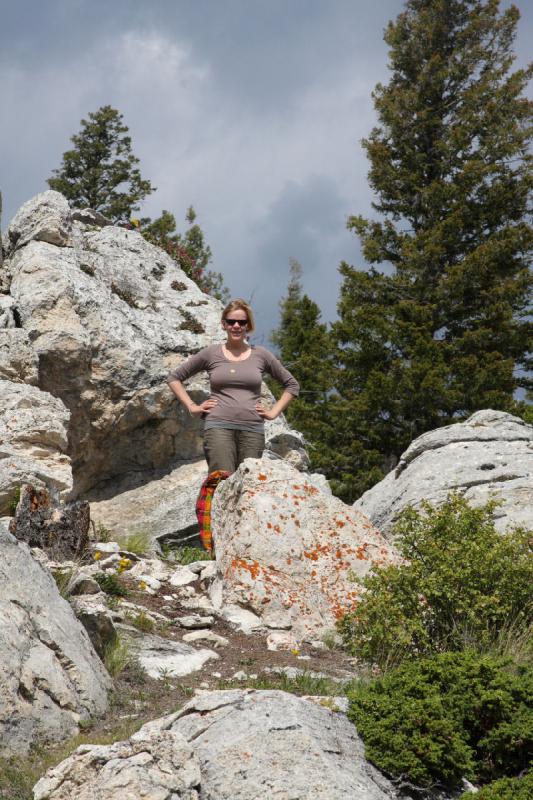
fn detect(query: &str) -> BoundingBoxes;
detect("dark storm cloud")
[1,0,531,343]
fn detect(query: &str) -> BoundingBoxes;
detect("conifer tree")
[271,259,335,472]
[141,207,229,301]
[331,0,532,502]
[48,105,154,222]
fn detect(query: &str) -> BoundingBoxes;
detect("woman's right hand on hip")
[189,398,218,416]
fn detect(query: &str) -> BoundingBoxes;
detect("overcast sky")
[2,0,532,342]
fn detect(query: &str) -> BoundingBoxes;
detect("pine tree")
[141,207,230,301]
[271,259,335,472]
[331,0,532,502]
[48,105,154,222]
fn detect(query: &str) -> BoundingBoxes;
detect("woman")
[167,298,299,474]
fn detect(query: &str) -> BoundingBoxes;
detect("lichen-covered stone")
[211,458,399,642]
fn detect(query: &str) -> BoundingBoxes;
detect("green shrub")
[94,572,128,597]
[338,496,532,668]
[347,651,533,790]
[462,770,532,799]
[161,544,211,564]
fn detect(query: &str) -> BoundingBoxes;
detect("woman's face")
[223,308,248,344]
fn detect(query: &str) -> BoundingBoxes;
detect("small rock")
[200,562,217,580]
[169,567,197,587]
[220,604,263,634]
[267,631,299,651]
[69,574,101,596]
[136,574,161,591]
[177,614,215,629]
[92,541,120,554]
[182,630,229,648]
[232,670,248,681]
[180,595,215,613]
[184,560,213,574]
[128,558,173,583]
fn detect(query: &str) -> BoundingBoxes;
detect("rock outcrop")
[210,458,399,643]
[4,191,222,496]
[34,689,398,800]
[33,721,201,800]
[354,410,533,538]
[0,521,111,757]
[1,191,308,537]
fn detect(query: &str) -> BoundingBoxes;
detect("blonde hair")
[221,298,255,333]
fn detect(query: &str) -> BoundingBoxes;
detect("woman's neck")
[224,339,250,354]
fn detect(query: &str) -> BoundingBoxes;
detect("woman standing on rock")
[167,298,300,474]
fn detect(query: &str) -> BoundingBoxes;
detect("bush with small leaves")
[462,770,532,799]
[347,651,532,791]
[338,496,532,668]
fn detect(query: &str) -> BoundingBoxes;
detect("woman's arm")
[255,349,300,420]
[168,379,217,417]
[256,389,295,421]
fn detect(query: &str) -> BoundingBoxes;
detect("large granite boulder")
[210,458,399,643]
[0,379,72,515]
[354,410,533,538]
[0,521,111,757]
[34,690,398,800]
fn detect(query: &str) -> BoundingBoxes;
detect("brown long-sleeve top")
[168,344,299,430]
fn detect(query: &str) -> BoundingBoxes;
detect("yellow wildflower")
[139,580,147,591]
[94,551,102,561]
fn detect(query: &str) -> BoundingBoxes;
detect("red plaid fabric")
[195,470,230,553]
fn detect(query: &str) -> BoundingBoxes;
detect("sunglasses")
[224,318,248,327]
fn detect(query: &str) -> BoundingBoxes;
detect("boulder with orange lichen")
[209,458,400,643]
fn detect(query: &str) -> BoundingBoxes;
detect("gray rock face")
[34,690,397,800]
[0,329,39,383]
[7,191,71,252]
[3,190,306,504]
[0,521,111,757]
[211,458,399,642]
[7,194,221,495]
[89,460,207,547]
[354,410,533,537]
[170,689,396,799]
[0,379,72,514]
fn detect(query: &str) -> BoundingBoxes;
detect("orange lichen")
[231,558,261,579]
[258,474,267,481]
